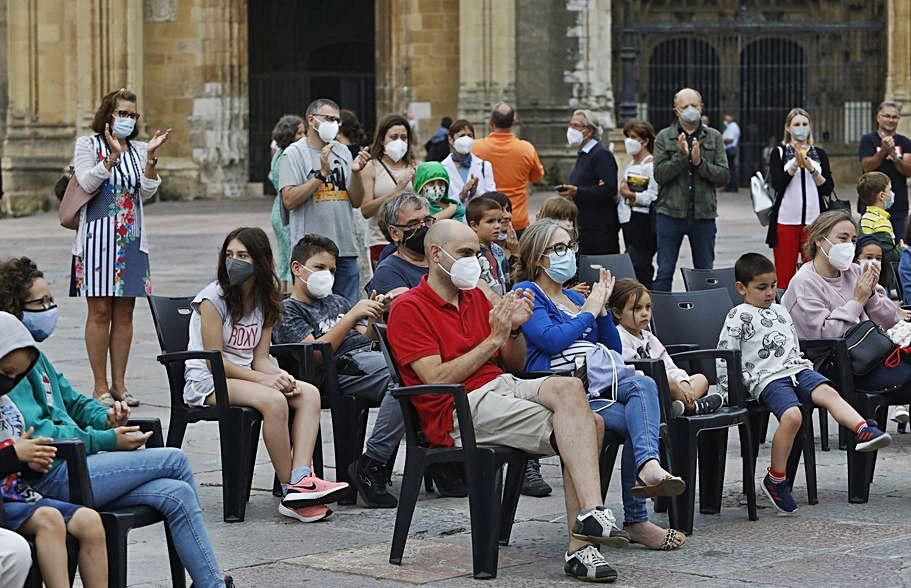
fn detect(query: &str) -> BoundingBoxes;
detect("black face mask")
[402,226,429,256]
[0,351,38,396]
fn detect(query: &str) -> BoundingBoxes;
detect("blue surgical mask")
[112,116,135,139]
[885,190,895,209]
[544,251,577,284]
[21,307,59,342]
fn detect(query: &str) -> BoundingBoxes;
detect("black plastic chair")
[148,295,263,523]
[375,324,535,579]
[648,289,758,535]
[578,253,636,285]
[680,266,742,305]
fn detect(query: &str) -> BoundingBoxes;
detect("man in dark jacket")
[652,88,729,291]
[424,116,453,162]
[557,109,620,255]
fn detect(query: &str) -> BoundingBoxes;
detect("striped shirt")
[860,206,894,238]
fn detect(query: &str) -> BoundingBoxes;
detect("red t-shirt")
[387,277,503,446]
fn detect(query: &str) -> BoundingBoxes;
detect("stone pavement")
[1,190,910,587]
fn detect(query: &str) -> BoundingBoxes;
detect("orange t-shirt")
[471,131,544,229]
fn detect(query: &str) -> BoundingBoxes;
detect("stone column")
[886,0,911,135]
[458,0,516,130]
[565,0,614,131]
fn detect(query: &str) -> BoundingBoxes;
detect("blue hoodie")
[899,247,911,303]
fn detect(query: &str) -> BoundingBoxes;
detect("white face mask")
[384,138,408,162]
[453,135,474,155]
[859,258,882,272]
[790,125,810,142]
[823,238,855,272]
[438,248,482,290]
[624,137,642,156]
[303,267,334,299]
[316,119,339,143]
[566,127,584,147]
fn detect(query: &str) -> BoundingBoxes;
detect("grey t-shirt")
[272,294,372,357]
[278,138,358,257]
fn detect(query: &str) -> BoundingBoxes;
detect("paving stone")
[698,515,911,549]
[721,552,908,586]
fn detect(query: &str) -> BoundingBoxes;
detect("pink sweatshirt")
[781,262,900,339]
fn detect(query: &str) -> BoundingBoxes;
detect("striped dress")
[69,134,160,297]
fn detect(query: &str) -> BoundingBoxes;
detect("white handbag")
[750,170,774,226]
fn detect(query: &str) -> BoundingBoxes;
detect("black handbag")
[843,320,895,375]
[824,190,850,212]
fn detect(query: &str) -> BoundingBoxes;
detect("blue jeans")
[34,448,224,588]
[333,256,362,306]
[653,212,717,292]
[589,375,661,524]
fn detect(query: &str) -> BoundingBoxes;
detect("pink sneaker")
[278,503,332,523]
[282,474,349,505]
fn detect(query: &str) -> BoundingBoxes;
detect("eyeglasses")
[542,242,578,256]
[24,296,56,310]
[879,114,901,120]
[391,216,436,232]
[313,113,340,124]
[114,110,141,120]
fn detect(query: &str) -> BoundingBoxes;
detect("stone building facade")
[0,0,909,216]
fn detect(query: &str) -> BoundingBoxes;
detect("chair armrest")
[798,337,843,353]
[665,343,698,355]
[157,349,230,414]
[671,348,746,407]
[627,359,675,425]
[799,337,856,401]
[391,384,467,399]
[51,439,94,507]
[128,418,164,449]
[270,342,340,403]
[516,370,573,379]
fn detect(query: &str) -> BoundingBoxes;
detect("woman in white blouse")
[766,107,834,289]
[441,119,496,206]
[618,120,659,288]
[70,88,170,407]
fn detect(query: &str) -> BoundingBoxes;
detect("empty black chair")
[375,324,535,579]
[578,253,636,285]
[148,295,262,523]
[648,289,758,534]
[680,266,741,305]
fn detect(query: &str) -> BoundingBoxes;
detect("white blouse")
[618,156,658,224]
[777,148,823,226]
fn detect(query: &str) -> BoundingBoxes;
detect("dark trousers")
[890,210,908,244]
[654,212,716,292]
[725,148,738,191]
[622,211,657,289]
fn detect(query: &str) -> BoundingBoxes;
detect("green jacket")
[9,351,117,467]
[653,123,729,219]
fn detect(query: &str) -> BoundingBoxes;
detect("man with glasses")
[368,193,434,298]
[859,100,911,238]
[280,98,372,305]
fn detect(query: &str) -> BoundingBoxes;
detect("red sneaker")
[282,474,349,505]
[278,503,332,523]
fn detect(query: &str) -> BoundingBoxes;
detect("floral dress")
[70,134,158,298]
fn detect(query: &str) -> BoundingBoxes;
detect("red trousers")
[772,224,807,289]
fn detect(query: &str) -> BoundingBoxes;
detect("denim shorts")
[759,369,830,419]
[3,497,82,531]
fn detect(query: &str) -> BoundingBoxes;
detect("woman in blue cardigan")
[513,220,686,551]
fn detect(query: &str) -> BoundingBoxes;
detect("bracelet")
[509,328,522,339]
[146,156,158,167]
[104,155,119,167]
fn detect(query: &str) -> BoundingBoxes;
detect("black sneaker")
[426,462,468,497]
[224,575,235,587]
[692,393,724,415]
[571,506,630,548]
[564,544,618,583]
[348,454,398,508]
[520,459,552,497]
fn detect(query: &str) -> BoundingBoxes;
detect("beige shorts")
[451,374,556,456]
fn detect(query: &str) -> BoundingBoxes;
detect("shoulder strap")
[377,159,397,183]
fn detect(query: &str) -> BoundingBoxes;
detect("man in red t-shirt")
[388,220,625,582]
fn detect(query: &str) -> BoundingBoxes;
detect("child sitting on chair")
[608,278,722,417]
[717,253,891,515]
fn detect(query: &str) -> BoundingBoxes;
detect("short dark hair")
[466,197,502,225]
[305,98,339,119]
[490,102,515,129]
[339,109,368,145]
[857,171,891,206]
[92,88,139,140]
[0,257,44,319]
[369,114,414,163]
[441,116,453,128]
[735,253,776,285]
[448,119,475,139]
[479,191,511,213]
[623,119,656,154]
[291,234,340,265]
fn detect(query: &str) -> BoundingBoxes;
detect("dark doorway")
[248,1,376,188]
[647,38,720,131]
[739,39,806,183]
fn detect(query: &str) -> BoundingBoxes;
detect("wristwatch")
[313,170,327,182]
[104,155,119,167]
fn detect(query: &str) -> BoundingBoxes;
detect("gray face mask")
[680,106,701,125]
[225,257,254,286]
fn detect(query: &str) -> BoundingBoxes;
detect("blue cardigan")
[514,280,622,372]
[900,248,911,303]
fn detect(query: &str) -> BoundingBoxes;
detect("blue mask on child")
[22,307,59,342]
[544,251,577,284]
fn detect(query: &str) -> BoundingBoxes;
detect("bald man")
[652,88,729,291]
[387,220,625,582]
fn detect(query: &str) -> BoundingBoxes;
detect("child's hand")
[569,282,591,297]
[14,428,56,472]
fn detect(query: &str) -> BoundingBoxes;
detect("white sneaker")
[890,406,910,424]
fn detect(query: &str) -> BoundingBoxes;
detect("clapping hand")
[882,136,896,159]
[677,133,690,157]
[488,295,513,345]
[461,175,479,200]
[509,288,535,329]
[352,147,372,172]
[14,428,56,473]
[104,124,125,156]
[690,139,702,166]
[853,263,880,303]
[147,128,172,155]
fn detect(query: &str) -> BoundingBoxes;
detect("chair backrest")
[373,324,402,387]
[680,267,741,304]
[148,295,194,354]
[374,323,428,447]
[578,253,636,284]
